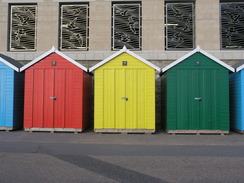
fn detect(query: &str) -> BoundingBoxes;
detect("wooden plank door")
[98,68,152,130]
[101,69,126,129]
[43,69,55,128]
[53,69,66,128]
[32,69,46,127]
[114,69,126,129]
[33,69,66,128]
[176,69,200,129]
[198,69,220,130]
[125,69,146,129]
[102,68,145,129]
[174,68,227,130]
[176,69,221,130]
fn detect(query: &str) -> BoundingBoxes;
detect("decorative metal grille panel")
[10,5,37,51]
[60,4,88,50]
[165,3,194,50]
[112,3,141,50]
[221,2,244,49]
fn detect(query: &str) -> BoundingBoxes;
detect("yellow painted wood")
[94,53,155,131]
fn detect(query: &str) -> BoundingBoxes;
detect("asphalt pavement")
[0,129,244,183]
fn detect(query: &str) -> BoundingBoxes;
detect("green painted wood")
[165,53,230,131]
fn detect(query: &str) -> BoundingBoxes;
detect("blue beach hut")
[0,54,24,131]
[230,61,244,134]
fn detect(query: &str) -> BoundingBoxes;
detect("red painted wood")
[23,52,92,131]
[73,69,83,129]
[54,69,65,128]
[43,69,54,128]
[33,69,44,127]
[65,69,76,128]
[29,53,77,69]
[24,70,34,128]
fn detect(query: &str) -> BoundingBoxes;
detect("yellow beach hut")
[89,47,160,133]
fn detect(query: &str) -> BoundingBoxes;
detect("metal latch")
[194,97,202,101]
[121,97,128,101]
[50,97,56,100]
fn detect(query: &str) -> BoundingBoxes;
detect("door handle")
[194,97,202,101]
[121,97,128,101]
[50,97,56,100]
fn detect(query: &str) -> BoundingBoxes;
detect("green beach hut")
[161,46,234,135]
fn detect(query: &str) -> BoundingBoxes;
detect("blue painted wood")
[230,72,242,131]
[0,67,6,127]
[0,63,14,128]
[230,70,244,131]
[241,71,244,131]
[0,59,23,130]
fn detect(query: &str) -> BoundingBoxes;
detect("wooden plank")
[54,69,66,128]
[0,68,6,127]
[167,130,229,135]
[43,69,54,128]
[33,69,44,127]
[24,70,34,128]
[24,127,83,133]
[71,69,83,129]
[95,129,155,134]
[65,69,75,128]
[0,127,14,131]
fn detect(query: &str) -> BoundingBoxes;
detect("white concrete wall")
[0,0,243,65]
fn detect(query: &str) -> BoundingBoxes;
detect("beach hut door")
[104,69,146,129]
[33,69,66,128]
[176,69,201,129]
[177,69,217,130]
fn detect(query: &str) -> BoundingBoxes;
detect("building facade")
[0,0,244,68]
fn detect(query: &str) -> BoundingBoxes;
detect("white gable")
[162,46,235,73]
[236,63,244,72]
[89,46,160,72]
[20,47,88,72]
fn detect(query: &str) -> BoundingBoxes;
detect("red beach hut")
[20,47,92,133]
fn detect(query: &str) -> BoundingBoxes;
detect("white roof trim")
[199,49,234,72]
[162,46,235,73]
[0,57,19,72]
[236,65,244,72]
[126,49,161,71]
[20,47,88,72]
[54,49,88,71]
[89,46,160,72]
